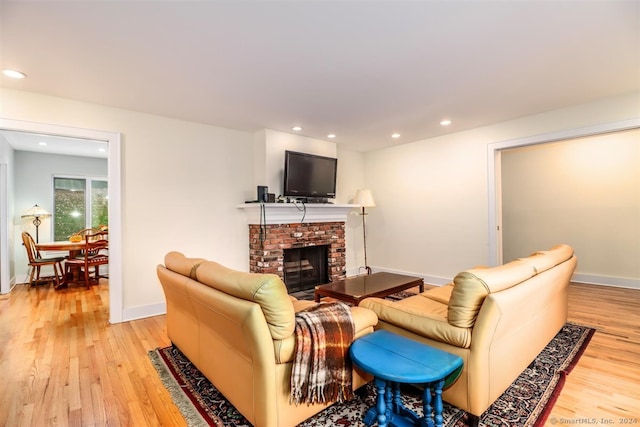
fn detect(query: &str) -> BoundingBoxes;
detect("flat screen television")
[283,150,337,201]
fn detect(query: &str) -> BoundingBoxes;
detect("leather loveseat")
[156,252,378,427]
[360,244,577,423]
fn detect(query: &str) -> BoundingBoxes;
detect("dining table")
[36,240,88,258]
[35,240,89,287]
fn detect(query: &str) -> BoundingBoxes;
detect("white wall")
[255,129,338,197]
[502,128,640,286]
[13,151,108,280]
[1,88,255,319]
[1,88,369,317]
[336,147,367,275]
[364,92,640,285]
[251,128,367,275]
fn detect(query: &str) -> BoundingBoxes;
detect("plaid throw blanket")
[290,302,355,405]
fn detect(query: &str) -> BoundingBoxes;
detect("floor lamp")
[354,189,376,275]
[21,204,51,243]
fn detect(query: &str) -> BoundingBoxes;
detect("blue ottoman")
[350,330,463,427]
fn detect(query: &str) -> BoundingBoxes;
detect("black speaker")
[257,185,268,202]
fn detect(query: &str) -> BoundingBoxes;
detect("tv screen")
[283,151,337,200]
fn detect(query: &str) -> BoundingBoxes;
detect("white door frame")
[0,163,8,294]
[0,118,123,323]
[487,117,640,266]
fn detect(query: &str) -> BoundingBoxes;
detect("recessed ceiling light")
[327,134,336,139]
[440,119,452,126]
[38,142,47,146]
[2,69,27,79]
[391,133,401,139]
[292,126,302,131]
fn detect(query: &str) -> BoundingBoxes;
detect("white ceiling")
[0,130,108,159]
[1,1,639,153]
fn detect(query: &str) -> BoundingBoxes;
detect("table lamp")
[354,189,376,275]
[21,204,51,243]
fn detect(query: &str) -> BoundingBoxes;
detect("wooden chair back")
[85,230,108,252]
[21,232,41,263]
[65,230,109,288]
[21,231,64,288]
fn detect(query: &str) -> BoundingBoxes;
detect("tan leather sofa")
[360,244,577,421]
[156,252,378,427]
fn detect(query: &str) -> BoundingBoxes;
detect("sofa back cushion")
[164,251,295,340]
[516,244,574,276]
[448,244,574,328]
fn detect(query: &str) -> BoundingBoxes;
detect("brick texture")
[249,222,346,283]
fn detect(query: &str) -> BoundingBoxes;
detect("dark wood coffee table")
[314,272,424,305]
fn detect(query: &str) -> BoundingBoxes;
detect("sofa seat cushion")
[422,283,454,305]
[360,295,472,348]
[165,251,295,340]
[273,305,378,364]
[291,298,317,312]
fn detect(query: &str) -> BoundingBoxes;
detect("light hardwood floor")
[0,281,638,426]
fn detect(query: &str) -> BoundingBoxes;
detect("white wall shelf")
[237,203,358,225]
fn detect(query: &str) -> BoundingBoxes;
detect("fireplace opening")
[283,245,329,292]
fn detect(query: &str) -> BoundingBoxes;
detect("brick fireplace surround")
[239,203,356,286]
[249,222,346,284]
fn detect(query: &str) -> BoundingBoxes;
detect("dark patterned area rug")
[149,323,594,427]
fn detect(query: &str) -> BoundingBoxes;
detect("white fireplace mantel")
[237,203,358,225]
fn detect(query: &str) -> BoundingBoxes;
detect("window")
[53,176,108,241]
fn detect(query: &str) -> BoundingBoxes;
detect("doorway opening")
[487,117,640,267]
[0,119,123,323]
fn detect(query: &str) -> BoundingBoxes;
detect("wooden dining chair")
[21,231,65,288]
[64,230,109,288]
[68,227,101,242]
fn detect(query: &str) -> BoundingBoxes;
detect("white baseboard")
[2,276,18,294]
[347,266,452,287]
[572,273,640,290]
[121,302,166,322]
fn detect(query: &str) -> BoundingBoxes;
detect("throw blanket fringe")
[290,302,355,405]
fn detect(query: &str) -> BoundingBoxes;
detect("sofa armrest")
[351,306,379,337]
[273,304,378,364]
[360,297,472,348]
[290,299,378,336]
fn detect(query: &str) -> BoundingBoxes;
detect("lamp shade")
[354,189,376,208]
[21,204,51,219]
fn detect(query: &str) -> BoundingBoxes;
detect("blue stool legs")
[433,378,446,427]
[364,378,449,427]
[421,378,445,427]
[349,330,463,427]
[363,378,391,427]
